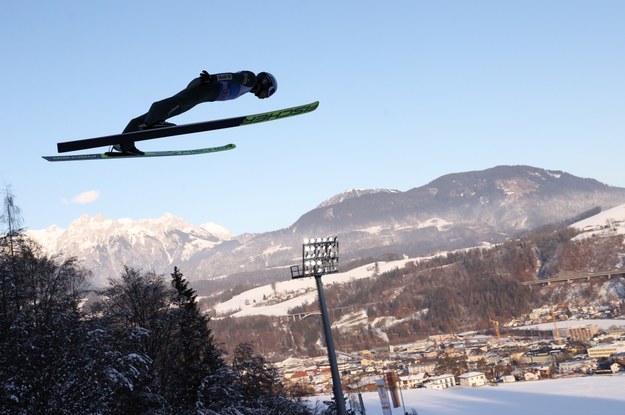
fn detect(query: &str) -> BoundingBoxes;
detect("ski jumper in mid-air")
[115,70,278,155]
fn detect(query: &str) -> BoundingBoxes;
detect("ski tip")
[305,101,319,110]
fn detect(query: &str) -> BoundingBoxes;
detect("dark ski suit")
[123,71,257,133]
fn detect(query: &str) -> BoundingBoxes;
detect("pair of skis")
[43,101,319,162]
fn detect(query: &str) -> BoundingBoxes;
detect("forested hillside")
[210,224,625,357]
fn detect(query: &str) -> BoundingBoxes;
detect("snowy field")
[515,318,625,331]
[309,374,625,415]
[571,203,625,240]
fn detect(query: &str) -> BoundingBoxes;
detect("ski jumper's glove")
[200,70,214,83]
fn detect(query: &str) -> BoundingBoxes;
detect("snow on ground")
[571,203,625,240]
[513,319,625,331]
[212,258,418,317]
[309,375,625,415]
[417,217,451,231]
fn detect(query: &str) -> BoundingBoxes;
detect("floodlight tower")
[291,237,347,415]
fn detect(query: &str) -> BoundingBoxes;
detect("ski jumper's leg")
[122,77,219,133]
[142,96,185,126]
[122,113,148,133]
[122,95,185,133]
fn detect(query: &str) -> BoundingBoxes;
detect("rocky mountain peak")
[317,188,399,208]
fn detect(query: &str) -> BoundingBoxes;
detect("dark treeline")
[0,191,310,415]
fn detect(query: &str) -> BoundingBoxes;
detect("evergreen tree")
[0,235,102,413]
[164,267,222,410]
[227,342,311,414]
[232,342,281,401]
[96,267,176,413]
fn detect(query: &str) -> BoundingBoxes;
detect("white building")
[427,374,455,390]
[558,357,596,374]
[524,372,540,381]
[409,361,437,374]
[587,342,625,359]
[398,373,428,389]
[458,371,487,387]
[501,375,516,383]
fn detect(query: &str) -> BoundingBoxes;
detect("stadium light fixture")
[290,236,347,415]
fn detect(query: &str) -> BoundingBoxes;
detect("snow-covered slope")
[571,203,625,240]
[310,375,625,415]
[211,257,419,318]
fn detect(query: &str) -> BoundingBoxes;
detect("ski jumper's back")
[212,71,257,101]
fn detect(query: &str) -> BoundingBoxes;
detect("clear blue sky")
[1,1,624,234]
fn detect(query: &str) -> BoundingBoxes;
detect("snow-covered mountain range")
[28,213,232,285]
[27,165,625,287]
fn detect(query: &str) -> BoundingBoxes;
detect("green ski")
[43,144,236,162]
[56,101,319,153]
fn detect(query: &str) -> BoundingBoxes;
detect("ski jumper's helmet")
[256,72,278,97]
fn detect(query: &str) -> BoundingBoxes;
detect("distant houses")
[276,311,625,397]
